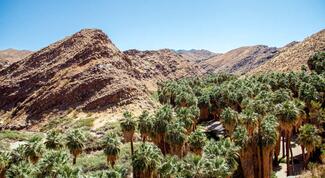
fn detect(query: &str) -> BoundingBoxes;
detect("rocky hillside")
[200,45,279,75]
[248,29,325,74]
[0,29,202,128]
[0,49,33,69]
[176,49,217,61]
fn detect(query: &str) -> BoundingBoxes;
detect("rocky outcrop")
[0,49,33,70]
[0,29,203,127]
[175,49,217,61]
[200,45,279,75]
[248,29,325,74]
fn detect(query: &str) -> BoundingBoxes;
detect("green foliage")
[132,143,163,174]
[5,161,33,178]
[120,112,136,132]
[297,124,322,152]
[188,129,207,150]
[103,133,121,157]
[65,129,86,154]
[45,129,64,150]
[307,51,325,74]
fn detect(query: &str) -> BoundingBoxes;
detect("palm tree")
[152,105,173,154]
[120,111,136,155]
[138,110,152,142]
[34,150,70,178]
[45,130,64,150]
[188,129,206,156]
[65,129,86,165]
[176,108,195,134]
[5,161,33,178]
[165,122,187,157]
[275,101,299,176]
[297,124,322,167]
[197,92,210,121]
[220,107,239,135]
[307,51,325,74]
[232,126,254,178]
[103,133,121,168]
[258,115,279,178]
[132,143,163,178]
[239,108,258,136]
[23,136,45,164]
[0,151,10,178]
[159,155,180,178]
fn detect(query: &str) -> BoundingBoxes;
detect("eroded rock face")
[0,29,141,126]
[0,29,204,127]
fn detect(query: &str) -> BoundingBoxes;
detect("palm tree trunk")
[73,156,77,165]
[275,134,281,163]
[262,147,272,178]
[131,140,134,155]
[282,134,285,158]
[257,146,262,178]
[286,132,290,176]
[301,146,305,168]
[240,147,255,178]
[290,144,294,174]
[0,170,6,178]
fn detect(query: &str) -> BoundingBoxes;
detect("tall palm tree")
[65,129,86,165]
[188,129,206,156]
[239,108,258,136]
[275,100,299,176]
[103,133,121,168]
[132,143,163,178]
[138,110,152,142]
[120,111,136,155]
[165,122,187,157]
[220,107,239,135]
[45,130,64,150]
[258,115,279,178]
[232,126,254,178]
[152,105,173,154]
[297,124,322,167]
[5,161,33,178]
[23,136,45,164]
[0,151,10,178]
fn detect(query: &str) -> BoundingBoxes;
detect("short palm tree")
[5,161,33,178]
[45,130,64,150]
[65,129,86,165]
[188,129,207,156]
[34,150,70,178]
[120,111,136,155]
[132,143,163,178]
[23,136,45,164]
[220,107,239,135]
[0,151,10,178]
[138,110,152,142]
[297,124,322,166]
[103,133,121,168]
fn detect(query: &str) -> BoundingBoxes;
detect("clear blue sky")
[0,0,324,53]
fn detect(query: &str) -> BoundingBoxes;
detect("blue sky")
[0,0,324,53]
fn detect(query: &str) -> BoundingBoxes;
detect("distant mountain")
[176,49,217,61]
[248,29,325,74]
[0,49,33,69]
[199,45,279,75]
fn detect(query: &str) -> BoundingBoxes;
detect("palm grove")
[0,52,324,178]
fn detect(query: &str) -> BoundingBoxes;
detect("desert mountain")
[0,29,202,128]
[176,49,217,61]
[248,29,325,74]
[200,45,279,75]
[0,49,33,69]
